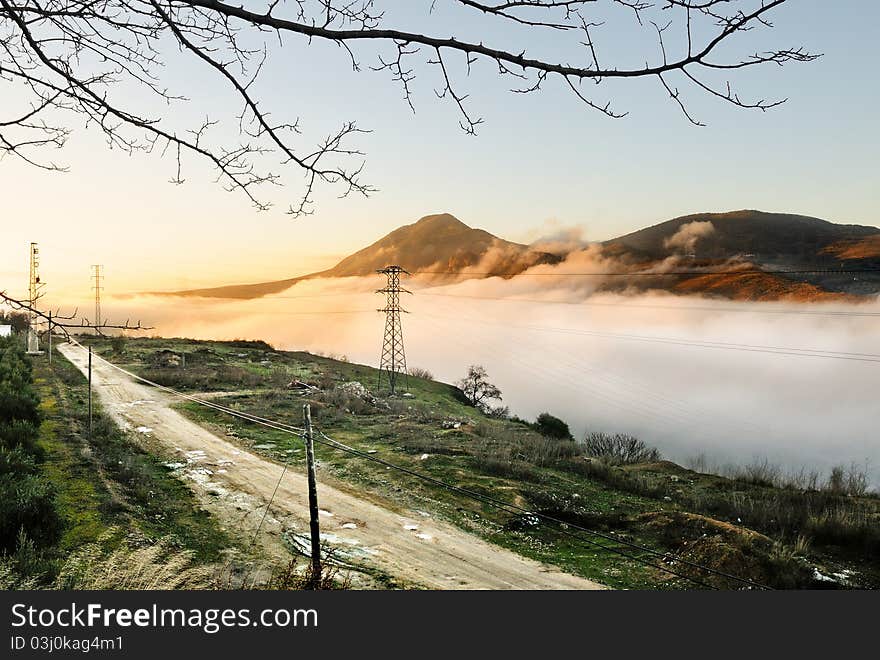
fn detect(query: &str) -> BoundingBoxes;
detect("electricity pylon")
[376,265,411,395]
[26,243,43,354]
[91,265,103,327]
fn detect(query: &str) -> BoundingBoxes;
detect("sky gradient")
[1,0,878,297]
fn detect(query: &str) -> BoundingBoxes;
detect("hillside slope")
[607,210,880,263]
[157,210,880,301]
[73,336,880,590]
[160,213,558,299]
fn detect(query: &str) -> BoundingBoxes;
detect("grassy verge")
[1,341,242,587]
[41,350,234,562]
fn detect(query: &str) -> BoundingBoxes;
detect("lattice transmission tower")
[376,265,411,394]
[91,265,103,327]
[26,242,43,354]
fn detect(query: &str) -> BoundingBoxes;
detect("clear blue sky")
[1,0,877,293]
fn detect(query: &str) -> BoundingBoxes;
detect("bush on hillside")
[533,412,573,440]
[407,366,434,380]
[583,432,660,465]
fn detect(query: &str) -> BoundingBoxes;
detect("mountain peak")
[326,212,556,277]
[414,213,467,228]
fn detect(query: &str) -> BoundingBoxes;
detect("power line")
[312,430,768,590]
[415,290,880,318]
[408,314,702,432]
[409,312,789,446]
[67,338,305,432]
[413,268,880,277]
[70,340,768,589]
[414,310,880,364]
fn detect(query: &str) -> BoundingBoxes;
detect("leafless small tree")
[456,363,501,411]
[583,431,660,464]
[1,1,817,215]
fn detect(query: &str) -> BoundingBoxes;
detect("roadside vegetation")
[78,336,880,590]
[1,333,336,589]
[0,336,63,579]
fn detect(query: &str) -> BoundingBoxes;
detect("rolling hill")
[603,210,880,300]
[158,210,880,301]
[158,213,560,299]
[607,210,880,263]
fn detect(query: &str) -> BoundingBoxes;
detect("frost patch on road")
[813,568,856,585]
[341,522,358,530]
[135,426,153,434]
[404,524,419,531]
[184,450,207,462]
[416,533,433,541]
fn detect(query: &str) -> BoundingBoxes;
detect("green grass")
[31,346,235,571]
[78,336,880,590]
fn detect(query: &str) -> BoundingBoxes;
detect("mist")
[64,269,880,488]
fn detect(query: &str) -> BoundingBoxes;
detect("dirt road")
[60,343,603,590]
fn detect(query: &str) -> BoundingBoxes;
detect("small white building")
[0,325,12,338]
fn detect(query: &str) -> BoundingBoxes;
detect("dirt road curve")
[60,343,603,590]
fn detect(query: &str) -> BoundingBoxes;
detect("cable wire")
[313,430,769,590]
[414,311,880,364]
[67,340,771,589]
[413,268,880,277]
[415,290,880,318]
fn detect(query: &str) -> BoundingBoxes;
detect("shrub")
[407,367,434,380]
[533,412,573,440]
[0,471,62,553]
[0,420,43,460]
[469,425,582,481]
[486,405,510,419]
[313,386,378,417]
[582,432,660,465]
[824,463,869,497]
[729,459,783,489]
[226,339,274,351]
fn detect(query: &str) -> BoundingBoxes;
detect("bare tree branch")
[0,0,819,213]
[0,290,153,340]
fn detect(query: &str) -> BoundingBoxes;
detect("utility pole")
[26,242,43,354]
[88,346,93,438]
[91,265,103,329]
[302,404,322,588]
[376,265,411,395]
[47,312,52,365]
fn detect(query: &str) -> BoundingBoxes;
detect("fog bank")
[57,273,880,488]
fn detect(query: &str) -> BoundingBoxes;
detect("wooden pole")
[303,404,322,588]
[47,312,52,365]
[88,346,93,438]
